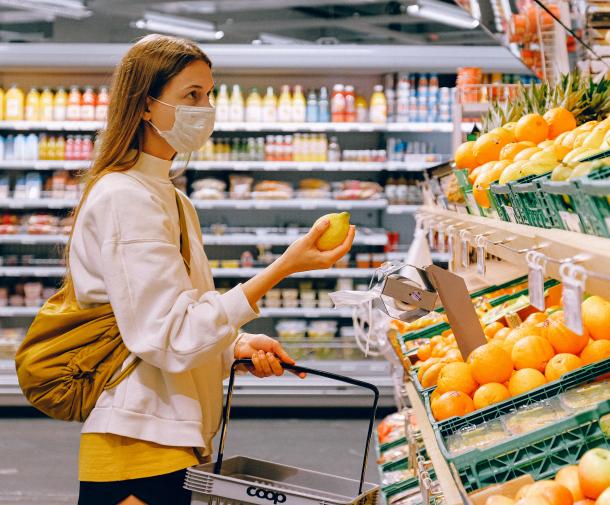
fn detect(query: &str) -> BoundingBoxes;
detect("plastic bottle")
[5,85,24,121]
[319,134,328,162]
[0,136,4,161]
[396,78,410,123]
[330,84,345,123]
[65,135,74,160]
[215,84,230,123]
[53,87,67,122]
[81,86,96,121]
[228,84,244,123]
[344,85,356,123]
[39,88,54,122]
[95,86,109,122]
[277,85,292,123]
[262,87,277,123]
[318,86,330,123]
[328,136,341,162]
[25,88,40,122]
[306,90,318,123]
[82,136,93,160]
[245,87,262,123]
[355,95,367,123]
[66,86,82,121]
[291,85,306,123]
[369,85,387,124]
[0,88,4,121]
[386,177,398,204]
[4,135,14,160]
[26,133,38,160]
[37,134,47,160]
[55,135,66,160]
[73,135,82,161]
[14,134,26,161]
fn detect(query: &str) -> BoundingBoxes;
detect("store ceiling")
[0,0,497,45]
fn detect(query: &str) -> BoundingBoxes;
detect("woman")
[70,34,355,505]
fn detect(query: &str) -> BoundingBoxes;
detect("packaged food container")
[340,326,360,360]
[502,398,569,436]
[317,290,332,308]
[336,278,354,291]
[371,253,386,268]
[282,299,299,309]
[275,320,307,341]
[9,294,24,307]
[301,299,317,308]
[300,290,316,301]
[208,259,220,268]
[356,253,372,268]
[0,287,8,306]
[266,289,281,300]
[446,419,508,456]
[281,289,298,301]
[560,379,610,411]
[334,254,350,269]
[308,320,337,341]
[220,260,240,269]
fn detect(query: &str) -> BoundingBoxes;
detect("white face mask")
[148,96,215,153]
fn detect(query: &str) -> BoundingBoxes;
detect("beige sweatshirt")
[69,152,259,453]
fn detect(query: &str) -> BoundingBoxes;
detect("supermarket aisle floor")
[0,414,381,504]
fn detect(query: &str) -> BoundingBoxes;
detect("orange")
[525,481,574,505]
[546,311,590,354]
[545,353,583,382]
[417,357,441,382]
[473,160,511,207]
[431,391,475,421]
[516,485,533,500]
[430,335,443,348]
[580,340,610,365]
[582,295,610,340]
[543,107,577,139]
[484,321,506,339]
[504,121,518,134]
[494,327,511,341]
[455,141,478,170]
[500,141,536,161]
[546,144,572,161]
[429,388,443,411]
[473,383,511,409]
[511,335,555,371]
[436,362,478,395]
[572,500,594,505]
[524,312,548,326]
[417,343,432,361]
[468,164,484,184]
[515,113,550,143]
[508,368,547,396]
[421,362,446,388]
[515,498,552,505]
[554,465,585,502]
[474,133,506,165]
[445,349,464,362]
[502,326,543,354]
[469,344,514,384]
[490,126,517,144]
[431,344,449,358]
[485,496,516,505]
[514,146,542,161]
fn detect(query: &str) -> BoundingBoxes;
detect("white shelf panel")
[192,198,388,210]
[0,234,69,244]
[211,268,376,279]
[259,307,352,318]
[0,266,65,277]
[0,120,455,134]
[0,306,39,317]
[386,204,420,214]
[183,160,447,172]
[0,198,79,209]
[0,160,90,170]
[204,232,387,246]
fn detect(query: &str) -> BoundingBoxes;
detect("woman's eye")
[188,90,198,99]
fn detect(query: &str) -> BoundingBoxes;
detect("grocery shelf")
[182,160,447,172]
[0,266,66,277]
[0,307,39,317]
[0,160,90,170]
[0,234,69,244]
[204,232,388,246]
[0,359,395,408]
[0,198,79,209]
[191,198,389,210]
[420,206,610,299]
[386,204,420,214]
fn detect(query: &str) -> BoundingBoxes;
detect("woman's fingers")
[272,341,296,365]
[306,218,330,243]
[257,350,273,376]
[267,353,284,376]
[251,352,266,377]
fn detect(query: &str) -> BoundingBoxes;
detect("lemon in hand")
[314,212,351,250]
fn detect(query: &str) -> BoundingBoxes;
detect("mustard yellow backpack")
[15,192,191,422]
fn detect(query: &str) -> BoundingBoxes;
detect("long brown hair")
[61,34,212,304]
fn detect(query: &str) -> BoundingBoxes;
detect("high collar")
[131,151,174,181]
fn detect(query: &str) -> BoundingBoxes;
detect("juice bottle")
[215,84,230,123]
[95,86,109,122]
[369,85,387,124]
[5,84,25,121]
[262,86,277,123]
[65,135,74,160]
[318,87,330,123]
[66,86,81,121]
[229,84,244,123]
[4,135,14,160]
[26,133,38,161]
[55,135,66,160]
[53,87,68,121]
[277,85,292,122]
[0,88,4,121]
[344,85,356,122]
[38,134,48,160]
[355,95,368,122]
[292,133,302,162]
[39,88,54,122]
[14,134,26,161]
[25,88,40,122]
[81,86,96,121]
[306,90,318,123]
[330,84,345,123]
[291,85,306,123]
[73,135,82,161]
[245,87,262,123]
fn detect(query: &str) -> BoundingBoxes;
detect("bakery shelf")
[419,206,610,299]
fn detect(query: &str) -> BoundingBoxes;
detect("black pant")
[78,469,191,505]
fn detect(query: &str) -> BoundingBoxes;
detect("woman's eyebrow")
[183,84,203,92]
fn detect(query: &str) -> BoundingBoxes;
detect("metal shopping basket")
[185,358,380,505]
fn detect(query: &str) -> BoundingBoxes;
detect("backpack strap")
[175,191,191,276]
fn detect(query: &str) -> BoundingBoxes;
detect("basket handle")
[214,358,380,495]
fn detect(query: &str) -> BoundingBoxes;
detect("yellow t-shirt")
[79,433,199,482]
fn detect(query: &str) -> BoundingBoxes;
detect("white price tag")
[461,239,469,269]
[438,226,446,253]
[526,251,546,311]
[428,225,435,248]
[559,211,582,233]
[505,205,516,222]
[466,192,479,215]
[448,232,456,272]
[605,217,610,233]
[477,246,486,276]
[560,264,586,335]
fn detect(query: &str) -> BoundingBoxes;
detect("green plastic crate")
[509,173,559,229]
[540,179,584,233]
[573,166,610,238]
[454,398,610,492]
[490,182,516,223]
[403,322,451,343]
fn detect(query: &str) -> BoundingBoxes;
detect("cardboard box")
[468,475,535,504]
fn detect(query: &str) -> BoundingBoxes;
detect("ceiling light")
[407,0,479,29]
[0,0,91,20]
[133,11,224,41]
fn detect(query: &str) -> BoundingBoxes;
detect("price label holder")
[526,250,547,311]
[446,225,457,272]
[460,230,471,270]
[427,219,435,249]
[437,223,446,254]
[475,234,487,276]
[560,263,587,335]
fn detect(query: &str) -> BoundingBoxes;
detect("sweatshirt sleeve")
[95,180,259,374]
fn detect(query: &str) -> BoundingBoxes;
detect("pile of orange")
[484,447,610,504]
[414,293,610,422]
